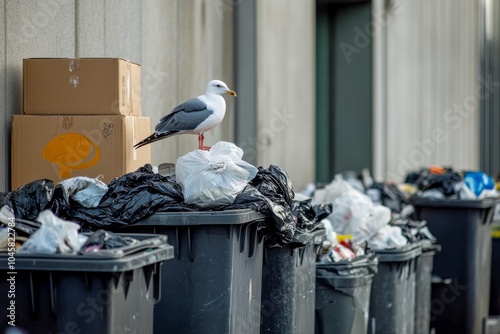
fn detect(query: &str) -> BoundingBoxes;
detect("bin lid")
[0,234,174,272]
[373,242,422,262]
[418,239,441,253]
[409,196,500,209]
[132,209,266,226]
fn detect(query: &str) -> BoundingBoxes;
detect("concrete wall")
[256,0,316,190]
[373,0,481,181]
[0,0,234,191]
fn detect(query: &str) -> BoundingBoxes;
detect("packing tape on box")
[68,59,81,88]
[127,62,132,114]
[132,118,137,160]
[68,59,80,72]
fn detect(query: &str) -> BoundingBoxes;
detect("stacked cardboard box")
[11,58,152,190]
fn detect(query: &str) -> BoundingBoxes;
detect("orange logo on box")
[42,133,101,179]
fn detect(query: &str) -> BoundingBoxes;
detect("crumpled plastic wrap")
[60,176,108,208]
[329,189,391,243]
[176,142,258,207]
[18,210,87,254]
[367,224,408,250]
[312,175,351,206]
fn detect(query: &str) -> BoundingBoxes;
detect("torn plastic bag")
[60,176,108,208]
[68,164,187,230]
[79,230,139,254]
[176,141,258,207]
[18,210,87,254]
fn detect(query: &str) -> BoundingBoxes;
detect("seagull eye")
[216,84,221,88]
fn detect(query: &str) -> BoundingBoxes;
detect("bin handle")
[482,206,495,225]
[153,262,162,304]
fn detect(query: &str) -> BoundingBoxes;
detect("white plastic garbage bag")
[329,190,391,242]
[60,176,108,208]
[368,225,408,250]
[312,175,352,206]
[18,210,87,254]
[176,141,258,207]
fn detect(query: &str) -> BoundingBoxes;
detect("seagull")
[134,80,237,151]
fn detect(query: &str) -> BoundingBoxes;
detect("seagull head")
[206,80,237,97]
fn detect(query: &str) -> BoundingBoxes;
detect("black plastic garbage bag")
[227,165,296,247]
[291,198,332,230]
[367,183,408,213]
[416,171,463,196]
[1,179,84,224]
[69,164,187,230]
[289,199,330,246]
[79,230,139,254]
[3,179,56,220]
[3,164,299,246]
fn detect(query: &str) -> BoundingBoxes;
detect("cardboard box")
[23,58,141,116]
[11,115,152,190]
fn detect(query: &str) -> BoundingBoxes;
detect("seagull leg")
[198,133,211,151]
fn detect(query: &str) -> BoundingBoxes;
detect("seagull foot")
[199,146,211,151]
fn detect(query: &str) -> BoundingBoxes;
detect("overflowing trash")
[406,167,498,199]
[310,170,441,252]
[17,210,85,254]
[0,143,304,248]
[311,175,401,250]
[0,209,150,255]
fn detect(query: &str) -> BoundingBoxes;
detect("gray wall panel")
[4,0,75,190]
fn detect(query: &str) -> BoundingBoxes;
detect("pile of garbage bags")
[310,166,499,263]
[311,175,410,252]
[406,166,498,199]
[0,208,140,255]
[0,142,327,251]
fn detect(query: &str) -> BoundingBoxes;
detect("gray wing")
[155,98,213,133]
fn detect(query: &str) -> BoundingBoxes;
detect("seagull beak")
[226,89,237,97]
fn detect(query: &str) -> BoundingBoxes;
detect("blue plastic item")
[464,171,495,197]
